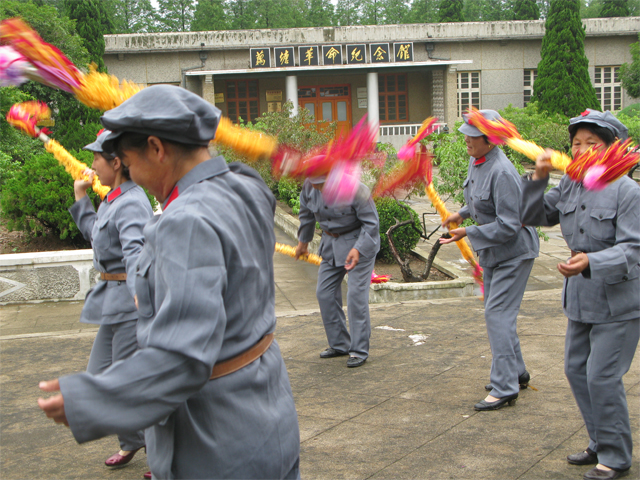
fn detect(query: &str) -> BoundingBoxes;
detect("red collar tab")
[474,156,486,166]
[97,128,105,136]
[107,187,122,202]
[164,186,179,209]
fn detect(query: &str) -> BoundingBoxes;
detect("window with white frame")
[524,69,537,106]
[594,66,622,112]
[457,72,480,117]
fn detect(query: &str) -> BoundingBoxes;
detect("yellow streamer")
[505,138,572,173]
[73,65,142,111]
[275,242,322,266]
[213,117,278,161]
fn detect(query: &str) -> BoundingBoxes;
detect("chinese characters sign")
[274,47,295,68]
[393,42,413,62]
[322,45,342,65]
[346,44,366,64]
[299,46,319,66]
[370,43,390,63]
[250,48,271,68]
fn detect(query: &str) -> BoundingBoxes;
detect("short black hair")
[568,122,616,147]
[114,132,201,160]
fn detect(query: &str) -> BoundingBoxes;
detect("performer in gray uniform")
[295,177,380,367]
[521,110,639,480]
[70,129,152,467]
[441,110,539,411]
[38,85,300,480]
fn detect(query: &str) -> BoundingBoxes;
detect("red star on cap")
[581,109,591,117]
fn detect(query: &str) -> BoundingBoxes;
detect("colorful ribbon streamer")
[274,242,322,266]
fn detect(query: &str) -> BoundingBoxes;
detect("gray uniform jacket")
[521,175,640,323]
[60,157,300,479]
[459,146,539,267]
[69,181,153,324]
[298,179,380,265]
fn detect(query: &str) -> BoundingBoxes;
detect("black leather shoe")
[567,449,598,465]
[474,394,518,411]
[320,348,349,358]
[583,466,629,480]
[485,371,531,391]
[347,356,366,368]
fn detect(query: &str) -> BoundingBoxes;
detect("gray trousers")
[565,318,640,470]
[87,320,145,451]
[483,258,534,398]
[316,255,375,359]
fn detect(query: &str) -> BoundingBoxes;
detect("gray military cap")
[309,175,327,184]
[569,109,628,141]
[459,109,502,137]
[100,85,222,153]
[83,129,115,160]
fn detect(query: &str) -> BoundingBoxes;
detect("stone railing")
[0,250,97,304]
[378,122,447,150]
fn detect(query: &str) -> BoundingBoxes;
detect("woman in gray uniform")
[441,110,539,411]
[38,85,301,480]
[70,130,152,467]
[521,110,639,480]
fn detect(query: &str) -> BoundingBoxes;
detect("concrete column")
[445,65,459,128]
[202,74,216,104]
[285,75,298,116]
[366,72,379,126]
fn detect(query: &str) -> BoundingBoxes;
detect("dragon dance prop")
[6,101,110,199]
[274,243,322,266]
[374,120,483,292]
[371,271,390,284]
[465,107,639,190]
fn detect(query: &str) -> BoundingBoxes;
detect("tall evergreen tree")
[438,0,464,22]
[335,0,360,25]
[360,0,381,25]
[307,0,334,26]
[381,0,409,24]
[537,0,551,18]
[227,0,255,29]
[533,0,600,116]
[64,0,109,70]
[600,0,630,16]
[409,0,439,23]
[192,0,227,31]
[157,0,195,31]
[513,0,540,19]
[619,34,640,98]
[111,0,158,33]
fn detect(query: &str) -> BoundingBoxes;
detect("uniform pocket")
[604,267,640,317]
[589,208,616,242]
[556,200,577,239]
[92,216,111,251]
[474,190,494,214]
[135,253,155,319]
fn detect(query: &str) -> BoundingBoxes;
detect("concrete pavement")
[1,225,638,480]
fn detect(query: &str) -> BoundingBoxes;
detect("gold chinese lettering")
[255,50,266,66]
[279,49,290,65]
[374,46,387,61]
[325,47,340,63]
[350,48,363,62]
[304,47,314,65]
[397,44,411,60]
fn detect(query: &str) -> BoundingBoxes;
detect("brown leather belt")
[100,272,127,281]
[209,332,275,380]
[323,226,361,238]
[570,250,583,258]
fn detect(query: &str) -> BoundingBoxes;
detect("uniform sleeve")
[297,181,317,243]
[520,175,561,227]
[458,205,471,220]
[59,210,228,443]
[353,186,380,257]
[115,197,152,298]
[465,171,524,251]
[586,183,640,279]
[68,196,97,242]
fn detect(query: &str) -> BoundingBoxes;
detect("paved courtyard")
[1,225,638,480]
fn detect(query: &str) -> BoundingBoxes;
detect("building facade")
[104,17,640,148]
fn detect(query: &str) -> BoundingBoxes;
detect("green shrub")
[617,113,640,145]
[375,197,421,263]
[618,103,640,117]
[1,149,96,241]
[277,176,302,204]
[432,122,469,206]
[0,151,19,190]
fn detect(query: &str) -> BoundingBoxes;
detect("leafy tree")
[380,0,409,24]
[600,0,630,16]
[64,0,110,71]
[227,0,254,29]
[192,0,228,31]
[409,0,439,23]
[537,0,551,18]
[580,0,603,18]
[157,0,195,31]
[111,0,158,33]
[335,0,360,25]
[0,87,40,164]
[620,34,640,98]
[361,0,382,24]
[438,0,464,22]
[513,0,540,19]
[307,0,334,26]
[253,0,300,28]
[533,0,600,117]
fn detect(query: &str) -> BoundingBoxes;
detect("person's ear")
[146,136,165,163]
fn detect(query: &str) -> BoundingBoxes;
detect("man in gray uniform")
[441,110,539,410]
[295,176,380,367]
[521,110,639,480]
[38,85,300,480]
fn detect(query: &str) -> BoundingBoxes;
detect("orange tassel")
[274,242,322,265]
[213,117,277,161]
